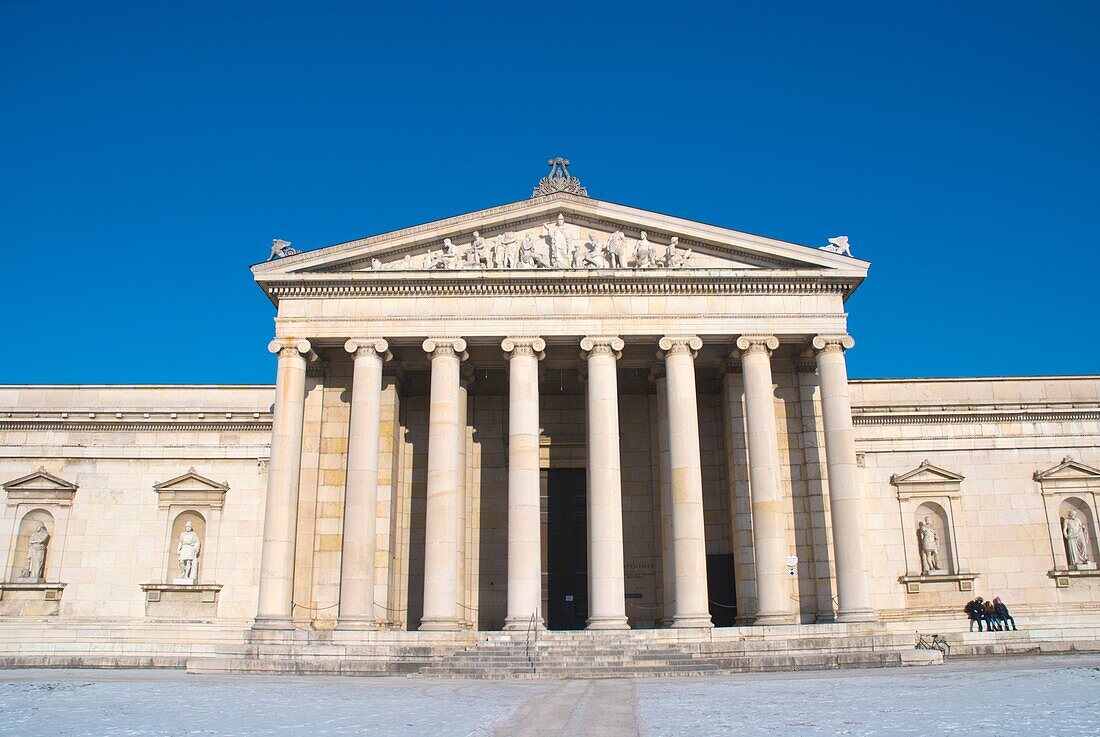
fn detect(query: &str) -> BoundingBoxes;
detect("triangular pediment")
[154,468,229,508]
[891,460,966,486]
[3,467,78,505]
[1034,457,1100,482]
[253,193,869,282]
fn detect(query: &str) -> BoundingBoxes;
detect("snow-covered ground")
[0,656,1097,737]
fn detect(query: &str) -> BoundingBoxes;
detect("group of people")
[964,596,1019,632]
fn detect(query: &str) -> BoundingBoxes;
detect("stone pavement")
[1,655,1098,736]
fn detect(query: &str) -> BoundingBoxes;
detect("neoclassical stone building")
[2,163,1098,669]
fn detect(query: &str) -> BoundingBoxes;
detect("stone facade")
[1,187,1098,662]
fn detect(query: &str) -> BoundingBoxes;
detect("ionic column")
[736,335,795,625]
[813,335,875,622]
[659,336,714,628]
[650,362,676,627]
[253,338,312,630]
[502,337,546,629]
[420,337,467,631]
[336,338,390,630]
[457,363,472,628]
[580,336,629,630]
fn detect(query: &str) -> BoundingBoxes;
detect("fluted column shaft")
[503,337,546,629]
[652,364,675,626]
[254,338,311,630]
[737,335,795,625]
[660,336,714,628]
[336,338,389,630]
[420,337,467,631]
[814,335,875,622]
[581,336,629,630]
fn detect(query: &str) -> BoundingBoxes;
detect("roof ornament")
[268,238,300,261]
[532,157,588,198]
[819,235,853,257]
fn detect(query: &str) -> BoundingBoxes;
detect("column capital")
[344,338,391,361]
[580,335,624,359]
[735,335,779,356]
[267,338,312,357]
[812,334,856,354]
[501,336,546,360]
[658,335,703,359]
[422,337,468,359]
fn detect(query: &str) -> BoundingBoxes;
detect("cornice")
[262,271,859,302]
[0,410,272,433]
[853,403,1100,427]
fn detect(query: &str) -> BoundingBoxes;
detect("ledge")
[899,573,980,593]
[0,581,66,596]
[141,583,222,601]
[1048,569,1100,587]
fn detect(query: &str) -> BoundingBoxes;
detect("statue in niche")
[1063,510,1092,567]
[466,231,490,268]
[19,522,50,581]
[606,231,626,269]
[542,214,572,268]
[634,231,656,268]
[583,232,608,268]
[917,516,942,574]
[517,233,549,268]
[177,521,201,581]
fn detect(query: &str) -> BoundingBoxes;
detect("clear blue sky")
[2,2,1097,383]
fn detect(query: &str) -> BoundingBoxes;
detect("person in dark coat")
[964,597,985,631]
[983,600,1003,631]
[993,596,1018,631]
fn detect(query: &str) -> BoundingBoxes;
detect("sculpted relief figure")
[583,232,608,268]
[917,516,942,573]
[542,214,572,268]
[664,236,686,267]
[425,238,461,270]
[467,231,490,268]
[634,231,656,268]
[517,233,549,268]
[20,522,50,580]
[606,230,626,268]
[177,521,201,581]
[1063,510,1092,567]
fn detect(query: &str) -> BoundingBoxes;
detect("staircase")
[413,628,940,679]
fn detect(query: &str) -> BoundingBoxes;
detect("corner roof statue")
[532,157,588,198]
[267,238,300,261]
[820,235,853,257]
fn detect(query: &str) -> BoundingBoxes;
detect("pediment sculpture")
[366,215,696,272]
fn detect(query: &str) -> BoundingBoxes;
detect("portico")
[250,176,877,632]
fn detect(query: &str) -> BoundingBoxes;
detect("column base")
[835,608,877,623]
[418,617,463,631]
[586,615,630,631]
[503,616,545,631]
[671,614,715,629]
[753,612,798,626]
[251,616,295,631]
[335,617,379,631]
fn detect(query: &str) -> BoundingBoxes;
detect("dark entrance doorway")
[547,468,588,630]
[706,553,738,626]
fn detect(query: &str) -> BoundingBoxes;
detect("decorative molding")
[532,158,588,198]
[263,274,858,301]
[2,467,78,506]
[854,408,1100,427]
[0,582,66,600]
[153,468,229,509]
[0,419,272,432]
[898,572,979,593]
[141,582,222,603]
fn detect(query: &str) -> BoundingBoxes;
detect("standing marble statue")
[634,231,656,268]
[917,516,941,573]
[20,522,49,581]
[606,231,626,268]
[177,521,201,581]
[467,231,489,268]
[1063,510,1092,566]
[542,214,572,268]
